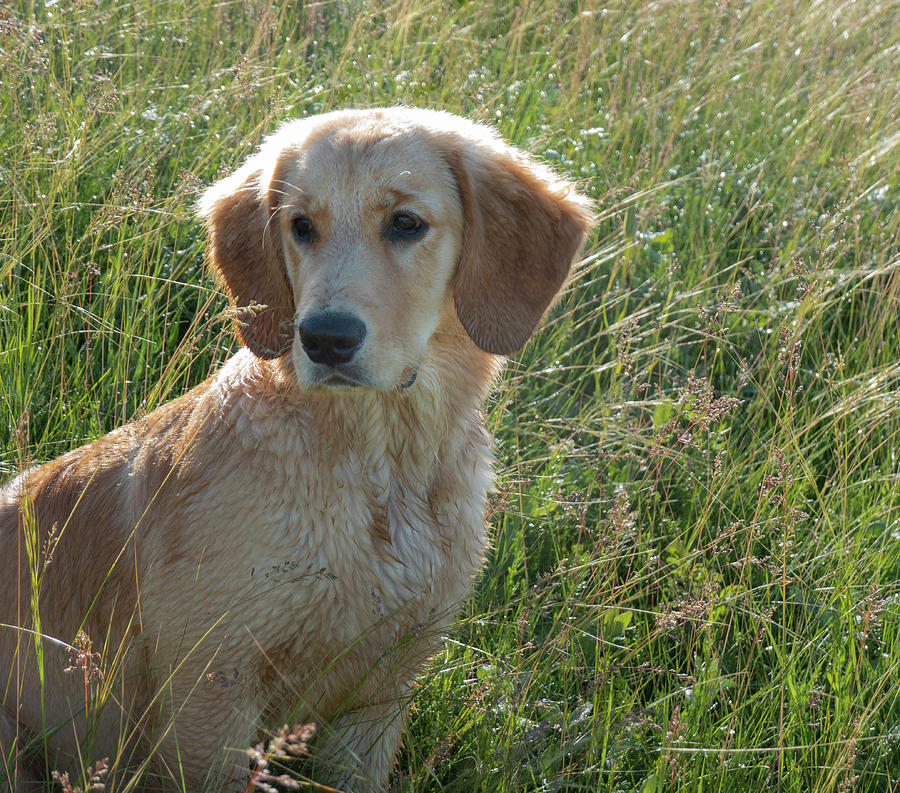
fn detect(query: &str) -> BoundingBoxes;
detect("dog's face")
[274,118,464,390]
[199,108,593,390]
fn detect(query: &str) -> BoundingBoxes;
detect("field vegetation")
[1,0,899,790]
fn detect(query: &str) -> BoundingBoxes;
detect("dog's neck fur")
[215,330,503,487]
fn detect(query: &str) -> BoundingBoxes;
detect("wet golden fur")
[0,108,592,791]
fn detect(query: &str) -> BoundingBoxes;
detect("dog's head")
[198,108,593,391]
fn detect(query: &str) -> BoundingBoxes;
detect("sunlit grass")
[1,0,899,790]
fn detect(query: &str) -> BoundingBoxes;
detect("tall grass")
[2,0,899,790]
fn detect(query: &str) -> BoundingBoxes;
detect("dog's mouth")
[314,370,419,391]
[314,370,367,389]
[302,359,418,392]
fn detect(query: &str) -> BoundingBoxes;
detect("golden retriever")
[0,107,592,792]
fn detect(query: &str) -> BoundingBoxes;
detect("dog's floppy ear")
[197,161,294,359]
[442,129,594,356]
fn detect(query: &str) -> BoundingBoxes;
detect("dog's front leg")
[311,696,409,793]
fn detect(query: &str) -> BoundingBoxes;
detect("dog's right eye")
[293,217,314,241]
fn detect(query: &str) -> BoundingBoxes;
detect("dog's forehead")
[274,117,456,211]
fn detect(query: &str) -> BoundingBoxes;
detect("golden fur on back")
[0,108,592,792]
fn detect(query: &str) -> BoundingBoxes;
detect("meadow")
[1,0,899,790]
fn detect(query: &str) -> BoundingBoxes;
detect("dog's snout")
[298,312,367,366]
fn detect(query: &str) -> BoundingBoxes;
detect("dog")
[0,107,593,791]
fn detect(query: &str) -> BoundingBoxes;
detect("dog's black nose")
[298,313,367,367]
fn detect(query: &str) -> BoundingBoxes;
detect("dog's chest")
[171,396,493,661]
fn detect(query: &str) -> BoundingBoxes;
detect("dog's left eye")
[293,217,314,241]
[389,213,427,240]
